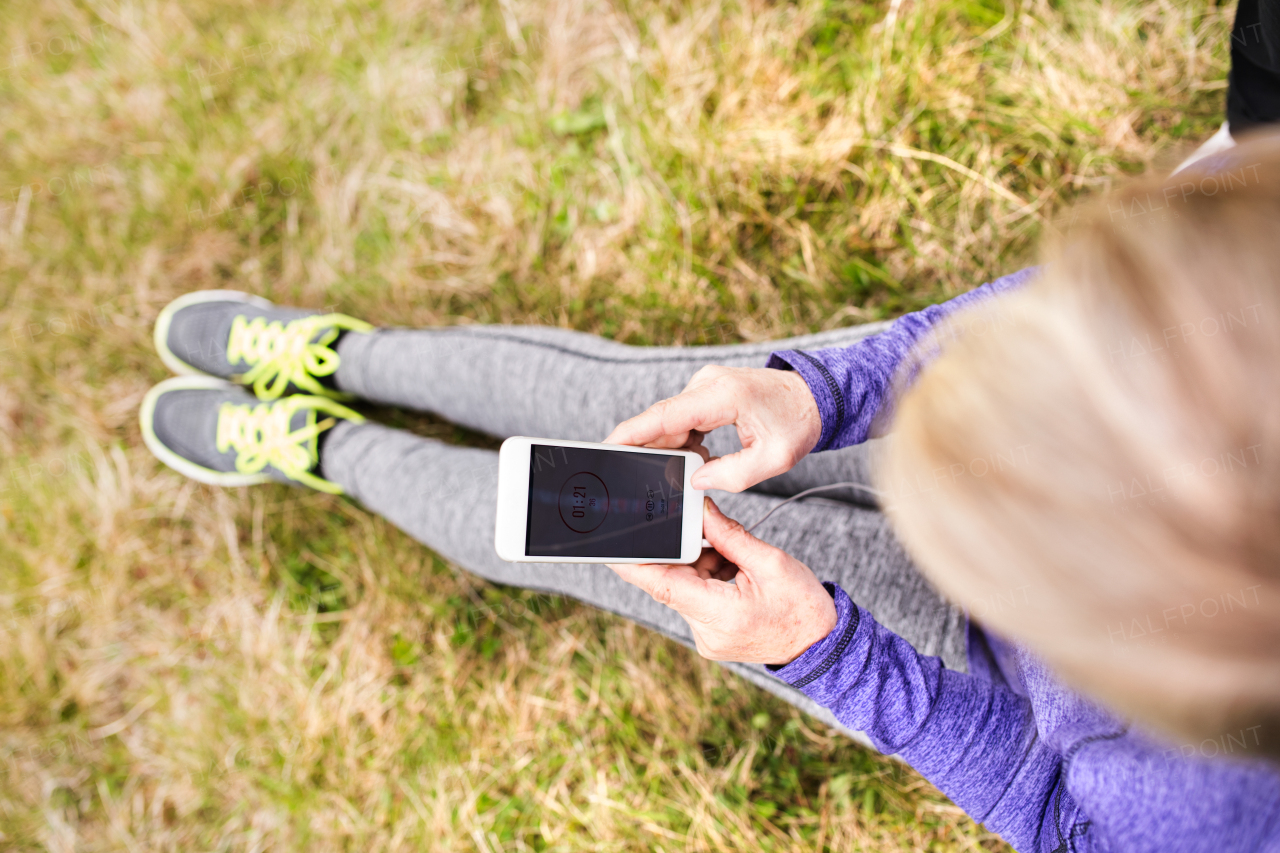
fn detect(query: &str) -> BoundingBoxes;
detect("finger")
[688,549,727,580]
[684,364,730,390]
[604,420,663,445]
[604,414,689,447]
[604,389,738,448]
[710,559,740,583]
[686,432,713,463]
[607,562,719,618]
[700,498,788,578]
[644,433,695,450]
[690,443,789,492]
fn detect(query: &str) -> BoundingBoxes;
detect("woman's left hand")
[608,498,837,665]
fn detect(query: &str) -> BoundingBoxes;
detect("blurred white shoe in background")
[1173,122,1237,174]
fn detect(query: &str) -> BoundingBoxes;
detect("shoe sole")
[154,289,273,378]
[139,375,274,487]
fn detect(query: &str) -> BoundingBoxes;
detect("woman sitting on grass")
[140,134,1280,851]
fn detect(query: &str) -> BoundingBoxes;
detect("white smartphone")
[494,437,706,564]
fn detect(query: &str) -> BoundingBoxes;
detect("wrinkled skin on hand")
[605,366,821,494]
[609,498,837,666]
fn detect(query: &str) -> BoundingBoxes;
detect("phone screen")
[525,444,686,559]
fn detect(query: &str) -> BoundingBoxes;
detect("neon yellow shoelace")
[215,396,364,494]
[227,313,373,401]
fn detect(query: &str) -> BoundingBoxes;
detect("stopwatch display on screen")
[524,444,685,559]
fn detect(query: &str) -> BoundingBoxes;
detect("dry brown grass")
[0,0,1230,849]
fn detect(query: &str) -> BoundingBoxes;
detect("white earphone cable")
[744,481,883,533]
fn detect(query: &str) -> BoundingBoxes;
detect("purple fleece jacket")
[766,269,1280,852]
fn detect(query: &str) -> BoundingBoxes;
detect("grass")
[0,0,1230,849]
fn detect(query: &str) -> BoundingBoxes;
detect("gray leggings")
[321,323,968,741]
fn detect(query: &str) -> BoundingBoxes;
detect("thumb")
[691,444,779,492]
[608,562,717,619]
[701,498,785,576]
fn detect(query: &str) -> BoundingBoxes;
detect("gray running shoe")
[153,290,373,400]
[139,376,363,494]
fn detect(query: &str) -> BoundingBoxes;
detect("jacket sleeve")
[772,584,1093,851]
[767,266,1039,451]
[1013,650,1280,852]
[775,585,1280,853]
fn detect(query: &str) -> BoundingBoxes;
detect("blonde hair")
[878,133,1280,757]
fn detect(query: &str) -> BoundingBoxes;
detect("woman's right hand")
[608,498,837,664]
[604,365,822,493]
